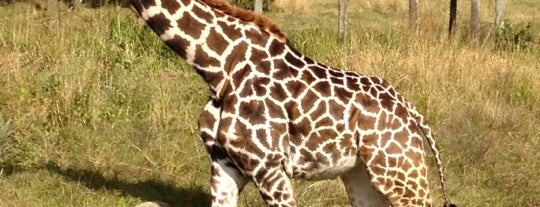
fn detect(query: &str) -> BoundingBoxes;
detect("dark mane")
[198,0,286,42]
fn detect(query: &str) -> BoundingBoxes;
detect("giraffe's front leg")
[199,100,248,207]
[216,121,297,206]
[209,157,248,207]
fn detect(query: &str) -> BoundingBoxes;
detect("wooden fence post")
[338,0,347,41]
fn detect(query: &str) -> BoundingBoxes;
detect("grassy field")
[0,0,539,206]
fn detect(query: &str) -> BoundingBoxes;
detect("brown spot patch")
[221,96,237,116]
[290,118,311,137]
[405,149,423,166]
[318,128,338,139]
[224,42,248,72]
[245,28,267,46]
[245,138,266,158]
[346,77,360,91]
[308,101,327,119]
[300,89,318,112]
[272,59,289,80]
[314,117,334,128]
[266,100,284,118]
[207,29,228,55]
[386,142,403,155]
[360,77,371,86]
[195,68,223,88]
[408,167,418,178]
[255,60,272,74]
[130,0,156,12]
[330,77,344,85]
[328,100,345,119]
[322,142,338,154]
[394,103,408,119]
[198,110,216,130]
[285,52,305,68]
[177,13,205,39]
[305,133,324,150]
[361,133,378,147]
[371,77,382,85]
[315,152,330,165]
[301,70,317,83]
[217,21,242,40]
[371,164,386,177]
[253,77,270,96]
[340,133,354,149]
[194,45,220,67]
[251,48,269,65]
[164,35,189,59]
[161,0,181,15]
[313,81,331,96]
[357,93,379,114]
[233,118,252,139]
[285,101,301,120]
[369,87,379,99]
[309,66,327,79]
[328,69,344,78]
[254,129,270,148]
[269,84,288,102]
[270,123,287,140]
[379,92,394,111]
[300,148,316,165]
[239,100,266,125]
[286,81,306,98]
[358,144,375,160]
[394,129,410,145]
[146,13,172,36]
[233,66,251,90]
[358,114,376,131]
[191,3,213,23]
[268,39,285,56]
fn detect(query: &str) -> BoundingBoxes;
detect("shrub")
[496,21,536,50]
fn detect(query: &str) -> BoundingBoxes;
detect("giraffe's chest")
[288,131,360,181]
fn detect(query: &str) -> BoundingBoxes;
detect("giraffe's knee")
[251,167,297,207]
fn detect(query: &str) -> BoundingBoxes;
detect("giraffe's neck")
[130,0,286,98]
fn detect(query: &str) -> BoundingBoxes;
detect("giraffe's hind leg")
[359,134,433,207]
[340,162,390,207]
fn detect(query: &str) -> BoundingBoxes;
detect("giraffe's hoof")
[134,201,171,207]
[444,203,458,207]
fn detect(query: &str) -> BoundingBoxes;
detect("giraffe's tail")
[413,113,457,207]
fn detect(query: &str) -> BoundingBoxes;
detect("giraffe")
[128,0,457,206]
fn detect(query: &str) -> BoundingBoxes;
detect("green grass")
[1,1,539,207]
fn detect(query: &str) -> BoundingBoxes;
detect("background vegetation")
[0,0,539,206]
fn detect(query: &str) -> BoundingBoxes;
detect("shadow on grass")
[44,162,210,207]
[0,162,23,176]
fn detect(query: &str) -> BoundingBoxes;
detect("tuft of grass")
[0,1,539,207]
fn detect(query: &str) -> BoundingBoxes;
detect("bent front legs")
[199,100,248,207]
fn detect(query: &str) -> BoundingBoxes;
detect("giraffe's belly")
[290,147,359,181]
